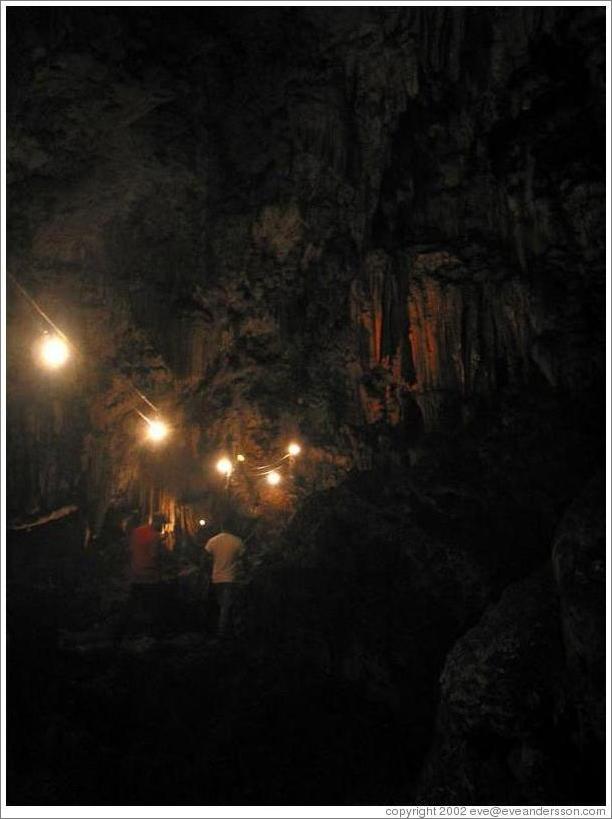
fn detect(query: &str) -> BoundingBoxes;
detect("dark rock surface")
[418,568,566,804]
[6,6,606,806]
[552,473,606,769]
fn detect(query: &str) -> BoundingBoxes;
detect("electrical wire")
[130,385,159,413]
[9,272,160,414]
[257,467,286,477]
[9,273,75,350]
[250,453,291,471]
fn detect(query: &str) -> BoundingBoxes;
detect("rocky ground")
[7,446,605,805]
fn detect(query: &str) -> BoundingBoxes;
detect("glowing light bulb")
[216,458,233,477]
[199,519,206,527]
[237,454,245,462]
[287,442,301,457]
[147,420,169,442]
[266,470,281,486]
[40,335,69,369]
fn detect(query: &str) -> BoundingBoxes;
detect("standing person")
[204,522,244,638]
[114,513,169,645]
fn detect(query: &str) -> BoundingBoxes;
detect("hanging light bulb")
[199,519,207,527]
[266,470,281,486]
[216,457,233,477]
[236,454,246,462]
[39,334,70,369]
[147,419,169,442]
[287,442,301,457]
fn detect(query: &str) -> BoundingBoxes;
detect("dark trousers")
[115,582,176,643]
[213,583,237,637]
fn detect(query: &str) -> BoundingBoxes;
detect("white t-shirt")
[205,532,244,583]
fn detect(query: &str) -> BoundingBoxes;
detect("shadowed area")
[5,5,606,807]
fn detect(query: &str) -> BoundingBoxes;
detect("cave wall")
[5,6,606,806]
[6,6,605,530]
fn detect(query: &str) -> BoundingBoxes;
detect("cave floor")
[8,580,413,807]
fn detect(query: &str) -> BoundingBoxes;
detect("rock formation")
[6,6,605,806]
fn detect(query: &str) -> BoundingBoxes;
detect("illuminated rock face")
[350,249,536,430]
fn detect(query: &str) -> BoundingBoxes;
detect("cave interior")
[4,5,607,807]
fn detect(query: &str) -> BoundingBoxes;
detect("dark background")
[5,5,606,806]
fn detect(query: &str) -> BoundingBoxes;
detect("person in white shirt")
[204,525,244,637]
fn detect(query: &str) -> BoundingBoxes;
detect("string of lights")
[9,273,302,488]
[215,442,301,488]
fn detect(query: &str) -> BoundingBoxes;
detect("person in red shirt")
[130,517,164,584]
[115,513,170,645]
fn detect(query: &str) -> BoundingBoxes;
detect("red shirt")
[129,524,161,584]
